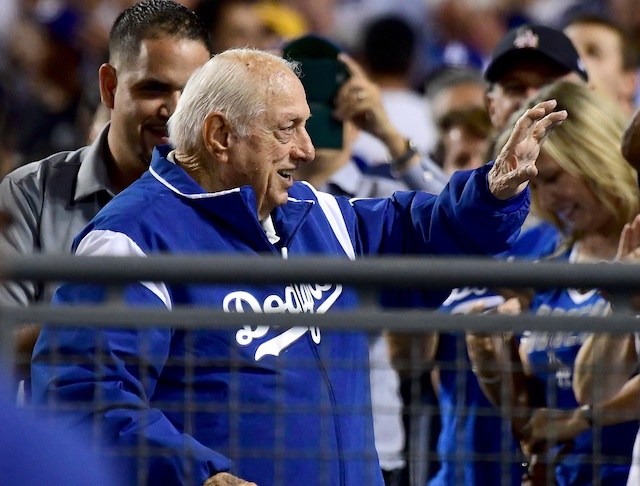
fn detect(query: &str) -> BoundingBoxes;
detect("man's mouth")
[147,126,169,144]
[278,169,294,181]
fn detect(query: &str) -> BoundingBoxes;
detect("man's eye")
[138,83,169,95]
[504,85,526,96]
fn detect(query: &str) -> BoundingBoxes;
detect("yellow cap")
[256,1,308,39]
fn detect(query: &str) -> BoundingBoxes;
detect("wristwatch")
[392,139,419,168]
[579,404,594,427]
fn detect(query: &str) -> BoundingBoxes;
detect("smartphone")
[282,35,349,149]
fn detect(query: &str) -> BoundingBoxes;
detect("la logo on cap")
[513,28,539,49]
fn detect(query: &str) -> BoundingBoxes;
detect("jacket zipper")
[282,246,345,485]
[311,339,346,486]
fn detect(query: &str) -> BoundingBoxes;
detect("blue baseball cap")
[485,24,588,83]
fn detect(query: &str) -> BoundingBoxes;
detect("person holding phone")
[295,52,427,485]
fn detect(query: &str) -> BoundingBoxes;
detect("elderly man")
[31,49,565,486]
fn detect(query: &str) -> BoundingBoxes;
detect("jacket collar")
[149,146,314,247]
[74,122,115,202]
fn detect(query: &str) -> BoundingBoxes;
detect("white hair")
[168,48,300,154]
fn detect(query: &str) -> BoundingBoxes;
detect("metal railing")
[2,253,639,486]
[1,254,639,330]
[1,254,639,363]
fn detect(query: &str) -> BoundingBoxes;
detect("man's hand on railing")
[203,472,257,486]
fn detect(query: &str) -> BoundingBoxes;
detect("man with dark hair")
[0,0,211,378]
[109,0,210,64]
[363,15,415,77]
[351,14,444,194]
[564,13,638,117]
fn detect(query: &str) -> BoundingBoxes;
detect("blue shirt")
[526,246,638,486]
[430,221,559,486]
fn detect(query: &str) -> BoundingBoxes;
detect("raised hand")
[333,53,396,143]
[614,213,640,310]
[616,213,640,262]
[489,100,567,200]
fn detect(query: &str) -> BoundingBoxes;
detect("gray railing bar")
[2,255,640,290]
[2,305,639,334]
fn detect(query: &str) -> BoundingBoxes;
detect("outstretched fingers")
[533,107,568,143]
[504,100,566,152]
[338,52,365,78]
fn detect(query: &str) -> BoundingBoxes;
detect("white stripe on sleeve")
[75,229,172,309]
[301,182,356,260]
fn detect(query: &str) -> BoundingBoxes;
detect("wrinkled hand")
[334,54,396,142]
[519,407,587,450]
[203,472,257,486]
[489,100,567,200]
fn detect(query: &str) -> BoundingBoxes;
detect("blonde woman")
[468,80,640,486]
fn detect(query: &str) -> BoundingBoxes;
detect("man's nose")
[159,91,181,118]
[292,129,315,162]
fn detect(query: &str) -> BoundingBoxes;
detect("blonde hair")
[495,80,639,238]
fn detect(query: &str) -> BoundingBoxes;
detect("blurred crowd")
[1,0,639,176]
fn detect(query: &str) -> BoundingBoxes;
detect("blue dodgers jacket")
[32,146,529,486]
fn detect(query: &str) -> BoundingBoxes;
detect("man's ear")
[203,112,232,162]
[99,63,117,110]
